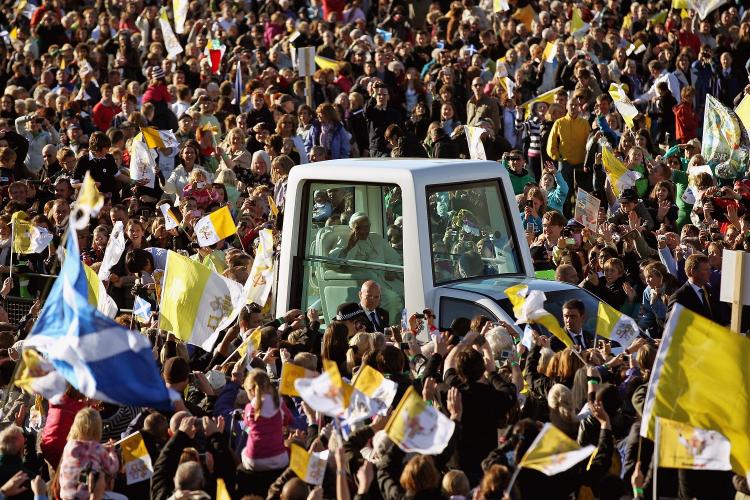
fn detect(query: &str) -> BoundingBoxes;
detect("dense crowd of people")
[0,0,744,498]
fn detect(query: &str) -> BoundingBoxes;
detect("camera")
[525,200,534,209]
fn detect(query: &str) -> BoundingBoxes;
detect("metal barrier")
[5,296,35,324]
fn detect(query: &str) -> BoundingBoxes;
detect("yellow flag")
[194,205,237,247]
[238,328,261,357]
[315,55,341,72]
[121,432,154,485]
[735,94,750,135]
[519,423,596,475]
[657,417,731,471]
[74,172,104,229]
[520,86,563,119]
[541,41,556,63]
[641,305,750,479]
[267,195,279,218]
[503,285,573,348]
[385,386,455,454]
[571,8,588,34]
[279,363,315,397]
[140,127,165,149]
[601,146,641,196]
[595,301,640,346]
[511,4,536,30]
[351,364,398,407]
[492,0,509,12]
[672,0,689,8]
[216,478,231,500]
[289,443,328,485]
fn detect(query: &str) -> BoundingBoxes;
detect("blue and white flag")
[25,229,175,410]
[232,60,243,110]
[133,296,152,324]
[375,28,392,42]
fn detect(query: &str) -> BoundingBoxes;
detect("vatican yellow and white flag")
[158,203,180,231]
[97,221,125,282]
[294,360,353,417]
[244,228,274,307]
[160,251,246,350]
[159,8,183,59]
[504,285,573,348]
[656,417,732,471]
[352,364,398,408]
[120,432,153,485]
[173,0,189,33]
[73,172,104,230]
[290,444,329,485]
[386,386,455,455]
[194,206,237,247]
[518,423,596,475]
[279,362,317,397]
[608,83,639,129]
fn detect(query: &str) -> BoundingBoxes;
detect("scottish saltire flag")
[133,296,152,324]
[25,228,175,410]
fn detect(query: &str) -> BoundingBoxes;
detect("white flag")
[159,8,183,59]
[98,221,126,282]
[173,0,189,34]
[130,140,157,189]
[466,126,487,160]
[245,229,274,306]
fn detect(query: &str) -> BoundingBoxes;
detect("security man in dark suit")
[358,280,390,333]
[667,253,726,325]
[550,299,595,351]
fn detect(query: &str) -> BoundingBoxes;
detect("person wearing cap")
[607,187,655,232]
[143,66,175,131]
[14,112,59,176]
[502,149,536,196]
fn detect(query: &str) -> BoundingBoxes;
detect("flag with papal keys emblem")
[160,250,246,350]
[158,203,180,231]
[595,300,641,346]
[385,386,455,455]
[129,138,157,189]
[120,432,154,484]
[97,221,125,281]
[11,214,52,254]
[517,423,595,475]
[641,305,750,481]
[656,417,731,471]
[73,172,104,229]
[194,205,237,247]
[601,146,642,197]
[159,7,183,59]
[290,444,329,485]
[466,126,486,160]
[133,296,152,324]
[244,229,274,306]
[23,224,175,409]
[295,360,353,417]
[701,95,742,167]
[505,285,573,348]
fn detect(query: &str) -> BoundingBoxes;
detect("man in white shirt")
[634,60,680,105]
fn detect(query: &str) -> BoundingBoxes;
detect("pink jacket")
[241,398,292,461]
[59,440,119,500]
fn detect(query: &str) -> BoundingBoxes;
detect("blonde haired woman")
[58,408,118,499]
[547,383,579,438]
[219,127,252,172]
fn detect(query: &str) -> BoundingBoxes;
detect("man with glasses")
[467,77,501,132]
[503,150,535,195]
[363,83,402,157]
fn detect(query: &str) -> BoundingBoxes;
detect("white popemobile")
[276,159,603,333]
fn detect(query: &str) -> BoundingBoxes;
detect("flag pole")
[653,418,659,500]
[504,466,522,496]
[8,219,13,283]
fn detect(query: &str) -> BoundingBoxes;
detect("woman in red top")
[40,386,89,469]
[142,66,173,130]
[673,85,698,143]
